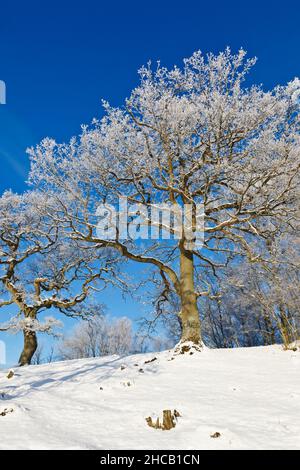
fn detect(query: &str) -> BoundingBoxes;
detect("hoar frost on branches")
[28,48,300,349]
[0,316,63,336]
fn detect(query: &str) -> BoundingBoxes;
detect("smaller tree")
[0,191,116,365]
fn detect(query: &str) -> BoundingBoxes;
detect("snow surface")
[0,344,299,450]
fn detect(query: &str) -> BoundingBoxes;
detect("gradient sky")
[1,0,300,365]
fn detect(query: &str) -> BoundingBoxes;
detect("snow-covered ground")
[0,344,299,450]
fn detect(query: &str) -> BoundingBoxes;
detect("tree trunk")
[262,309,276,345]
[18,329,38,366]
[179,246,202,344]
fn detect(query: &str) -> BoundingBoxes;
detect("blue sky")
[1,0,300,365]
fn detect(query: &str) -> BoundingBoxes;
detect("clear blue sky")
[1,0,300,365]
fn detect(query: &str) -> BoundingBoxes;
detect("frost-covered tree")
[0,191,117,365]
[199,218,300,348]
[58,316,133,360]
[29,49,300,349]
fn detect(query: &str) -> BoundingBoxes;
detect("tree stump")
[6,370,14,380]
[146,409,180,430]
[162,410,176,430]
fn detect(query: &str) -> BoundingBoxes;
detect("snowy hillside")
[0,344,299,450]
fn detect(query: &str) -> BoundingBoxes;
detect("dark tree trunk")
[18,329,38,366]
